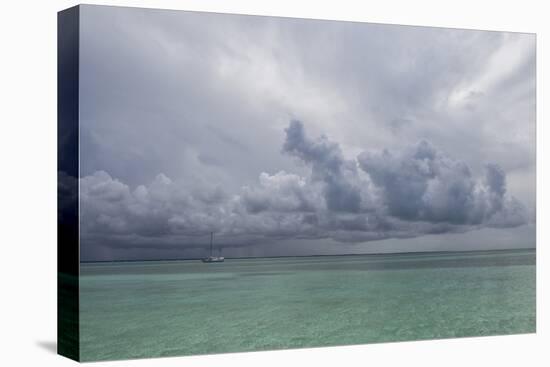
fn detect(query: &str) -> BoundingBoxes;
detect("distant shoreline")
[80,247,535,264]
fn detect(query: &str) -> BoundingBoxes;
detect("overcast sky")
[77,5,535,261]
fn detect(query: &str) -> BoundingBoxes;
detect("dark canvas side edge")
[57,5,80,362]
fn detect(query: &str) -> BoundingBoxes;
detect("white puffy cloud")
[240,171,321,213]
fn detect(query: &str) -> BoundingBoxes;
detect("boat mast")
[210,232,213,257]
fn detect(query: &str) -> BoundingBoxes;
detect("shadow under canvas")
[36,340,57,354]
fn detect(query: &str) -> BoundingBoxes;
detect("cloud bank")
[79,121,528,255]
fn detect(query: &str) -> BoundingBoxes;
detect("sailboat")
[201,232,224,263]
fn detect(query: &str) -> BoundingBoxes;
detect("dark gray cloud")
[357,140,526,227]
[282,120,365,213]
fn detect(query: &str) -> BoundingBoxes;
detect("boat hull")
[201,256,225,263]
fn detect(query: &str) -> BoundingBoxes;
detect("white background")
[0,0,547,366]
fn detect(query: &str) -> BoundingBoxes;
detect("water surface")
[80,249,536,361]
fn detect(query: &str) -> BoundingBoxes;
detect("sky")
[76,5,536,261]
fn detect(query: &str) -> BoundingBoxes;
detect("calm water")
[79,249,536,361]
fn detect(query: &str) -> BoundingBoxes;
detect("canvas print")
[58,4,536,362]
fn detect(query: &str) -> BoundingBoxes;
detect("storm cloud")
[282,120,368,213]
[357,141,526,227]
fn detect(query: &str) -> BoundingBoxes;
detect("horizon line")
[79,247,535,264]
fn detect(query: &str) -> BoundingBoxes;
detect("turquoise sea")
[79,249,536,361]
